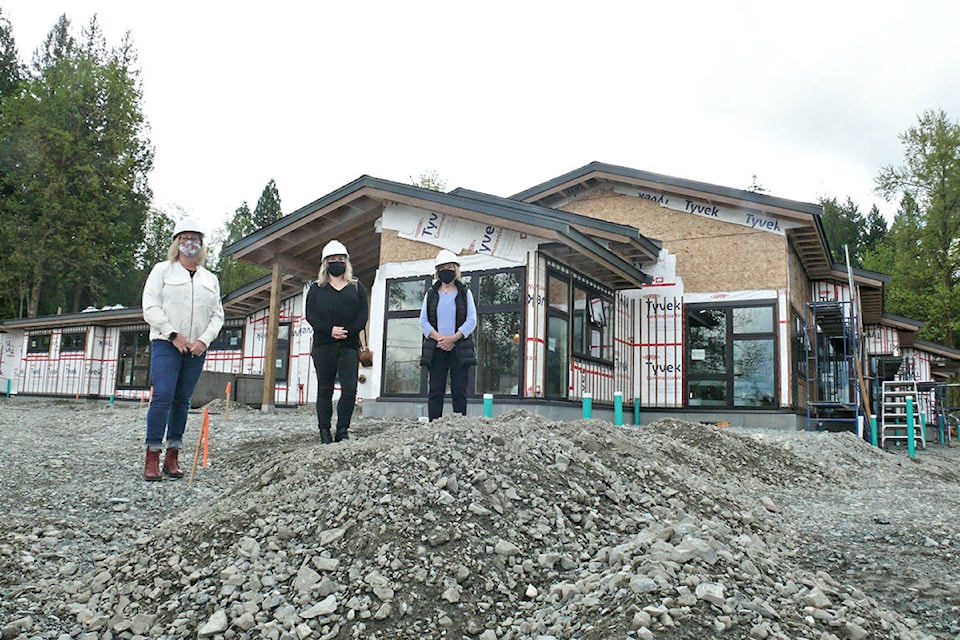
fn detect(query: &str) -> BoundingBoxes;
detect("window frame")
[59,331,87,353]
[547,262,615,367]
[209,321,244,351]
[27,333,52,355]
[685,301,778,409]
[380,266,525,399]
[116,327,151,391]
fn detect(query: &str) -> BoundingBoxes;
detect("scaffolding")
[930,382,959,445]
[806,300,862,433]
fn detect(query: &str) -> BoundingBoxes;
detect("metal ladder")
[880,380,925,449]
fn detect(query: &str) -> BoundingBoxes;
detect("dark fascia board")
[830,262,891,284]
[451,187,662,257]
[221,273,276,303]
[913,338,960,359]
[223,175,652,286]
[0,307,143,330]
[880,313,925,330]
[512,161,823,216]
[222,174,379,257]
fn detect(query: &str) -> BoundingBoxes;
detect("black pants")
[312,343,359,431]
[427,347,469,420]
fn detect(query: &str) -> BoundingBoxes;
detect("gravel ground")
[0,398,958,640]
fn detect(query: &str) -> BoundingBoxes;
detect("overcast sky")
[5,1,960,236]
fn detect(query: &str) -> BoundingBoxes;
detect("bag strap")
[359,327,368,349]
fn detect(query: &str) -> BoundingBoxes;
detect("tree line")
[0,12,957,352]
[818,109,960,349]
[0,11,279,319]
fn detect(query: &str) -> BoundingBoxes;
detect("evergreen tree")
[862,204,888,254]
[216,200,269,293]
[0,14,153,317]
[873,109,960,347]
[820,196,867,266]
[253,179,282,229]
[0,9,21,100]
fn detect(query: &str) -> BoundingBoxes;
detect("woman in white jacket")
[141,217,224,481]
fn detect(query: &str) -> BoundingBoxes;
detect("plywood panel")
[563,191,788,293]
[380,230,441,265]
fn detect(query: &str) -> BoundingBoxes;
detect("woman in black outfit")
[305,240,368,443]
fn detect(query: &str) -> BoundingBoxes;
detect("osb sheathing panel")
[565,191,788,292]
[380,230,439,265]
[787,243,811,317]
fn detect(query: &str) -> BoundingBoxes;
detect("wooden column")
[261,261,282,413]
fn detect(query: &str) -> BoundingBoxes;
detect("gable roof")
[222,175,661,290]
[512,161,835,280]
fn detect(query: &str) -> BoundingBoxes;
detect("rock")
[197,610,228,637]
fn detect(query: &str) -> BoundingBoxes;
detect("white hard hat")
[172,217,203,239]
[435,249,460,267]
[322,239,349,260]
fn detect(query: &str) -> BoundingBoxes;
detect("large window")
[686,303,777,408]
[475,271,522,395]
[545,272,569,399]
[382,267,524,398]
[117,329,150,390]
[383,278,430,395]
[544,264,614,399]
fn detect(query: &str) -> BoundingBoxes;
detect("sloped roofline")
[880,313,925,330]
[512,161,823,216]
[913,338,960,360]
[223,175,656,287]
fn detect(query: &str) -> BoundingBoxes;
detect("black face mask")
[438,269,456,284]
[327,262,346,277]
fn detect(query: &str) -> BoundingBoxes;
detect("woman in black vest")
[419,249,477,420]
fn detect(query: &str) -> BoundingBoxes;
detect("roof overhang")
[0,307,144,331]
[913,338,960,379]
[880,313,925,331]
[221,273,305,318]
[513,161,834,279]
[825,265,889,326]
[223,176,659,290]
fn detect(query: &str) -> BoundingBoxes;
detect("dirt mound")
[2,404,958,639]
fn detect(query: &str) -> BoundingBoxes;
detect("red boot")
[144,449,162,481]
[163,448,184,479]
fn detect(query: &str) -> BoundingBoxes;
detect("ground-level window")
[544,262,614,399]
[60,331,87,353]
[791,309,807,408]
[685,302,777,408]
[382,267,524,398]
[209,322,244,351]
[27,333,52,354]
[117,329,150,390]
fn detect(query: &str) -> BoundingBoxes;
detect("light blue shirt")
[420,288,477,338]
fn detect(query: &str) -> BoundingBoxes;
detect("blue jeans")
[145,340,206,450]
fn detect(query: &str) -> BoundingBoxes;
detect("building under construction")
[2,162,959,434]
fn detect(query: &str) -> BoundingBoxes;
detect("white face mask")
[179,239,202,258]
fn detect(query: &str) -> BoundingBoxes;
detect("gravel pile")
[1,399,959,640]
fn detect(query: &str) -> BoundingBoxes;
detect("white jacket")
[142,260,224,347]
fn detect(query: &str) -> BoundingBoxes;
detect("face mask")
[327,262,347,277]
[179,239,202,258]
[438,269,456,284]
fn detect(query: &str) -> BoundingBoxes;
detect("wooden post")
[261,262,282,413]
